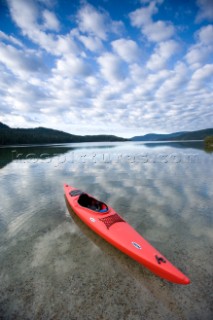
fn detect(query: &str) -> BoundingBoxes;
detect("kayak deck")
[64,184,190,285]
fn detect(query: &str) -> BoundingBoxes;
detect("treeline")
[204,136,213,145]
[172,129,213,141]
[0,122,127,145]
[132,128,213,141]
[204,136,213,152]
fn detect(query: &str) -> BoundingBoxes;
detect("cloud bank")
[0,0,212,136]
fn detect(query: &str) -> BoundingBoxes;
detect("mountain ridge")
[131,128,213,141]
[1,122,212,145]
[0,122,127,145]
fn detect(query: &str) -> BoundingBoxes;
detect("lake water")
[0,142,212,320]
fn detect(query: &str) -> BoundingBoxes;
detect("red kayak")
[64,184,190,285]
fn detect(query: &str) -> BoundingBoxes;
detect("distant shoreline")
[0,122,212,145]
[0,140,205,149]
[0,122,127,145]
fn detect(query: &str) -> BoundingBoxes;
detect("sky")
[0,0,213,137]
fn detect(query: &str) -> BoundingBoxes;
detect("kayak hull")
[64,184,190,285]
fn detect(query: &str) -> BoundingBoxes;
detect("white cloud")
[197,24,213,44]
[77,34,103,52]
[76,3,123,41]
[192,63,213,80]
[1,0,212,135]
[129,63,147,82]
[0,42,47,79]
[4,82,47,112]
[129,2,157,27]
[0,63,48,118]
[196,0,213,22]
[55,34,79,56]
[7,0,39,35]
[7,0,78,57]
[155,62,189,100]
[185,45,212,69]
[110,20,124,36]
[130,68,170,100]
[53,55,92,78]
[147,40,179,70]
[188,64,213,90]
[185,25,213,68]
[0,31,24,48]
[143,20,175,42]
[42,9,60,31]
[77,4,107,40]
[85,76,102,92]
[97,53,126,82]
[111,38,141,63]
[129,1,175,42]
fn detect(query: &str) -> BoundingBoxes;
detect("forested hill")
[0,122,127,145]
[131,128,213,141]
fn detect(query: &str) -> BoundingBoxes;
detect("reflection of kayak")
[64,184,190,285]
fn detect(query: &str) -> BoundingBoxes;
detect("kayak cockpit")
[78,193,108,213]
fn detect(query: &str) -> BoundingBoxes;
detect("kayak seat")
[78,193,108,213]
[78,193,91,207]
[99,204,108,213]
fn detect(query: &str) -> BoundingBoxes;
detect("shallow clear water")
[0,142,212,319]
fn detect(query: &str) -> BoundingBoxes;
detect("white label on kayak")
[132,242,142,249]
[90,217,96,222]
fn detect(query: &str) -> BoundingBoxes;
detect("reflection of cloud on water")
[0,143,212,319]
[190,221,213,241]
[0,145,76,170]
[7,211,35,238]
[32,221,78,268]
[144,141,205,151]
